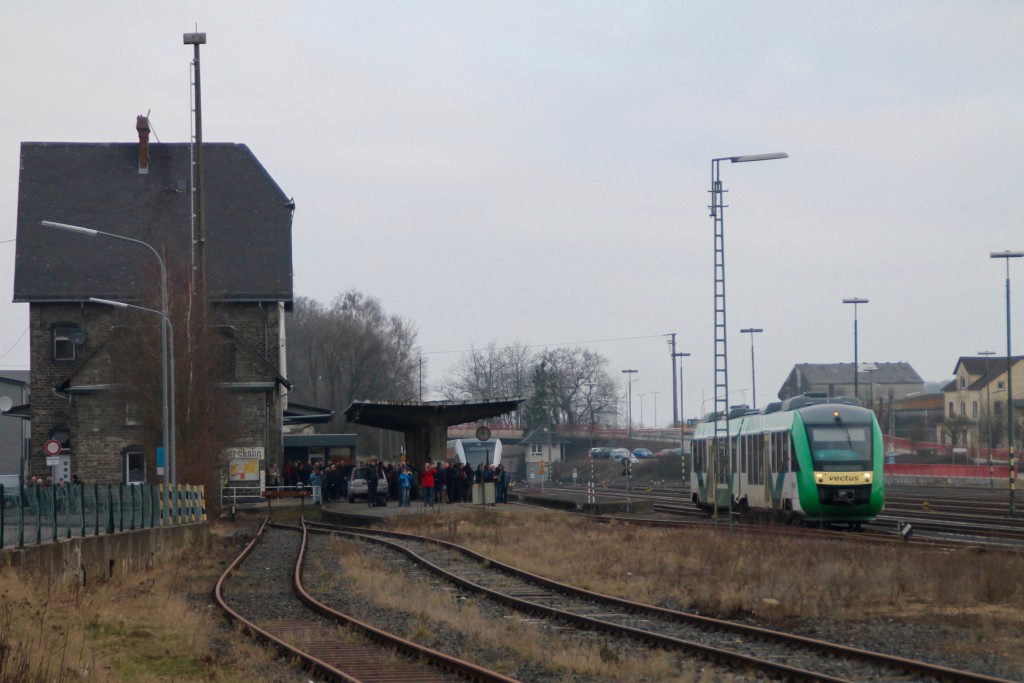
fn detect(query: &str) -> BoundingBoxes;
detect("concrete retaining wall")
[0,523,210,586]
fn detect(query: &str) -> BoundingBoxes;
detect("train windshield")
[805,423,873,471]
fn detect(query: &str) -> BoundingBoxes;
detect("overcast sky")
[2,1,1023,426]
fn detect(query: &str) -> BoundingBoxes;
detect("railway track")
[305,520,1015,683]
[518,483,1024,548]
[214,518,519,683]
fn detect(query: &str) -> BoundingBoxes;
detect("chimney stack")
[136,115,150,174]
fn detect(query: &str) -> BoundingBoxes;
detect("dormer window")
[52,322,85,362]
[960,376,966,389]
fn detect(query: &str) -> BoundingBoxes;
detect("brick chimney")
[136,115,150,174]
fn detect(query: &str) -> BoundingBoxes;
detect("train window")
[788,433,798,472]
[805,424,872,470]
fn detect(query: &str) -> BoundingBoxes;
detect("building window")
[995,401,1003,416]
[122,445,145,484]
[960,376,966,389]
[48,426,71,453]
[531,444,543,457]
[949,401,954,417]
[125,401,142,426]
[960,402,966,416]
[998,381,1005,391]
[973,401,978,417]
[51,323,85,362]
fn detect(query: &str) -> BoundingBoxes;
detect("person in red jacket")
[420,462,435,507]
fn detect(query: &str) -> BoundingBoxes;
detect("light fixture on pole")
[650,391,660,428]
[991,250,1023,516]
[842,298,869,401]
[91,294,175,524]
[739,328,763,409]
[979,350,996,489]
[673,352,690,425]
[41,220,174,488]
[622,369,638,439]
[710,152,787,526]
[667,333,679,426]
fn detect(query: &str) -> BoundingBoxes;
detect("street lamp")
[90,298,175,513]
[842,298,869,401]
[650,391,660,428]
[710,151,787,526]
[638,393,647,428]
[622,369,638,439]
[979,350,996,488]
[41,220,173,487]
[991,250,1023,516]
[739,328,763,409]
[673,352,690,425]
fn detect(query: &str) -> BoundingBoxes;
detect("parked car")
[588,447,612,459]
[347,466,388,505]
[632,448,655,459]
[655,448,682,458]
[611,448,638,465]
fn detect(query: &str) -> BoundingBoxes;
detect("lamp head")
[731,152,788,163]
[41,220,98,236]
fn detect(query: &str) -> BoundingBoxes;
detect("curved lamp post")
[710,152,787,526]
[739,328,763,409]
[979,350,996,488]
[41,220,174,487]
[842,298,869,401]
[621,369,638,438]
[90,297,175,522]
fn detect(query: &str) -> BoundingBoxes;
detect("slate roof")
[786,362,923,385]
[950,356,1024,391]
[14,141,293,303]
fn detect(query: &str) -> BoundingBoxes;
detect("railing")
[0,483,206,550]
[220,484,312,509]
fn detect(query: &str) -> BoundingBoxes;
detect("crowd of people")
[267,460,354,503]
[267,458,511,507]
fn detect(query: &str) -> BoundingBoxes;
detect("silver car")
[347,466,388,504]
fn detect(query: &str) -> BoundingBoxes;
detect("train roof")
[699,394,865,425]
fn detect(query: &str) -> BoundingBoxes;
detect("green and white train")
[690,393,885,528]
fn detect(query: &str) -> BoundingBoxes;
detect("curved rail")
[308,520,1016,683]
[214,517,518,682]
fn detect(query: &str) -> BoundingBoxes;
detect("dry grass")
[321,535,687,682]
[388,508,1024,672]
[0,519,295,682]
[2,506,1022,681]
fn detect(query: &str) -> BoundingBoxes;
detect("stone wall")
[0,523,210,586]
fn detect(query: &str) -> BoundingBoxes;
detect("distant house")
[12,117,294,486]
[0,372,30,480]
[941,355,1024,452]
[777,362,925,409]
[521,426,570,483]
[889,392,943,442]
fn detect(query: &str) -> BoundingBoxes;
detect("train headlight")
[864,472,872,484]
[815,473,824,484]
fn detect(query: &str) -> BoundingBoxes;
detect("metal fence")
[0,483,206,549]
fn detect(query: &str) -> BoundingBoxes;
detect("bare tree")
[287,289,421,433]
[436,340,532,426]
[112,258,241,511]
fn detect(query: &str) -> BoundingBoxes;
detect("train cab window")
[805,424,872,471]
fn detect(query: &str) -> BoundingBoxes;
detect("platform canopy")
[343,398,525,469]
